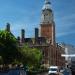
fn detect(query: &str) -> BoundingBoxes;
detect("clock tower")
[40,0,55,45]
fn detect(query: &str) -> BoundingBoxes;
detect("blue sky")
[0,0,75,45]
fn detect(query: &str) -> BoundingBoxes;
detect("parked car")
[48,66,59,75]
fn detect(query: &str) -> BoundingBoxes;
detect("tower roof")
[42,0,51,10]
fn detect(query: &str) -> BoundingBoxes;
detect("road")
[0,69,71,75]
[37,72,70,75]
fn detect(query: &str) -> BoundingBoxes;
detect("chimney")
[21,29,25,43]
[35,28,39,43]
[17,36,20,44]
[6,23,10,32]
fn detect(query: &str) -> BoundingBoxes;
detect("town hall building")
[6,0,65,68]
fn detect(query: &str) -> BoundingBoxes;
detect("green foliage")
[0,30,19,64]
[19,44,42,70]
[0,30,42,71]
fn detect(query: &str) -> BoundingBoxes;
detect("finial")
[45,0,51,4]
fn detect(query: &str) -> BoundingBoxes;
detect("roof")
[49,66,58,68]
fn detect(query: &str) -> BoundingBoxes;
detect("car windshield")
[49,68,57,71]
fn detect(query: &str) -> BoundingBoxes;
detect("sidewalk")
[0,69,26,75]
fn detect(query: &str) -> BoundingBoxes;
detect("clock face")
[41,10,53,23]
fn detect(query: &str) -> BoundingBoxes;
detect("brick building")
[17,0,65,68]
[5,0,65,68]
[39,0,65,67]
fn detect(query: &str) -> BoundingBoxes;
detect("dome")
[42,0,52,10]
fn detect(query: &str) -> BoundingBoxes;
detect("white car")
[48,66,59,75]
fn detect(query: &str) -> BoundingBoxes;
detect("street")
[37,70,71,75]
[37,72,63,75]
[0,69,72,75]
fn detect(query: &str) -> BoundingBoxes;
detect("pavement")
[0,69,26,75]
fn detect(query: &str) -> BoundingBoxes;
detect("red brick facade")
[40,22,65,67]
[40,23,55,45]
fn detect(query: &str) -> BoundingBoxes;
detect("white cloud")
[56,30,75,38]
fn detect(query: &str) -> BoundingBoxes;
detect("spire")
[42,0,51,10]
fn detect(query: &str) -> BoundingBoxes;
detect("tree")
[0,30,19,64]
[19,44,42,70]
[0,30,42,71]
